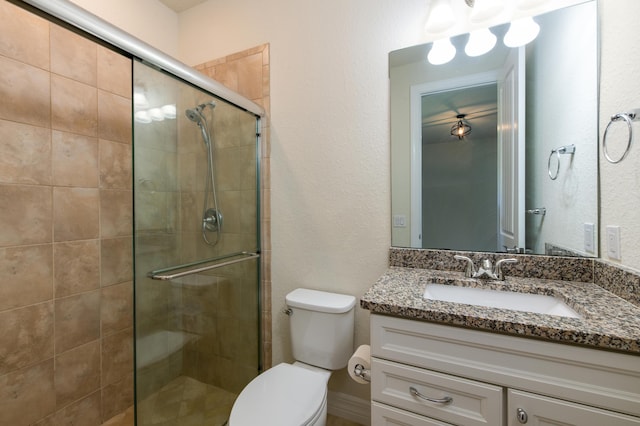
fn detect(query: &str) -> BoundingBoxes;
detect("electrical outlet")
[606,225,621,260]
[393,215,407,228]
[584,223,595,253]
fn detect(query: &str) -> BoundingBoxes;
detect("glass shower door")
[133,60,261,425]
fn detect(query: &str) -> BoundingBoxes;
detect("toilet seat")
[229,363,329,426]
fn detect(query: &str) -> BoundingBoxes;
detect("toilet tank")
[286,288,356,370]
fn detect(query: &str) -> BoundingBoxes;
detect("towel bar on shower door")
[147,251,260,281]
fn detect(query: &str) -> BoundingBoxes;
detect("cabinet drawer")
[508,389,640,426]
[372,401,454,426]
[372,358,503,426]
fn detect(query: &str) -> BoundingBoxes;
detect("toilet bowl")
[228,362,331,426]
[228,288,356,426]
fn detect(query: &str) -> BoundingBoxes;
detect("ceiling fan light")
[465,28,497,57]
[427,37,457,65]
[504,16,540,47]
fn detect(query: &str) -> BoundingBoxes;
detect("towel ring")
[603,112,636,164]
[548,144,576,180]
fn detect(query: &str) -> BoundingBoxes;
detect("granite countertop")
[360,267,640,354]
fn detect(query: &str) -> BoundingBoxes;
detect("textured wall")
[69,0,180,57]
[599,0,640,270]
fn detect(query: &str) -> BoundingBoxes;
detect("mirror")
[390,0,598,257]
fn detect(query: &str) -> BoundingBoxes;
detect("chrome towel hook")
[548,144,576,180]
[603,110,640,164]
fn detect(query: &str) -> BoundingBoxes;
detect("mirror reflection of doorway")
[421,84,498,251]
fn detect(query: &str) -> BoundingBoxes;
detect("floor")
[102,376,364,426]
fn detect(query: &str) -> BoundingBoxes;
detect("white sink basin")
[423,283,581,318]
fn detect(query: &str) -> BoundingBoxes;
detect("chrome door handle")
[409,386,453,404]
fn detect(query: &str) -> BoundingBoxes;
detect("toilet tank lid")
[286,288,356,313]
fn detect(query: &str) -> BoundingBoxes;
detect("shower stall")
[133,60,262,425]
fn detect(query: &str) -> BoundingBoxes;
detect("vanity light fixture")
[425,0,455,34]
[450,114,472,139]
[504,16,540,47]
[465,28,497,56]
[428,37,457,65]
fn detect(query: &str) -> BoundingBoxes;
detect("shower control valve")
[203,208,223,232]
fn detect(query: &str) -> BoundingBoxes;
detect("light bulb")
[133,92,149,109]
[134,111,152,124]
[516,0,548,10]
[465,28,497,57]
[161,104,177,119]
[427,37,457,65]
[148,108,165,121]
[425,0,455,34]
[470,0,504,24]
[504,16,540,47]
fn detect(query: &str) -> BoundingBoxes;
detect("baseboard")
[327,391,371,425]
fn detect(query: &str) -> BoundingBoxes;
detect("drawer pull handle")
[409,386,453,404]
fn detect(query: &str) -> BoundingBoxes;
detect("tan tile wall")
[0,2,133,424]
[195,43,272,369]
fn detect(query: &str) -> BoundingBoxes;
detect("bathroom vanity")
[361,266,640,426]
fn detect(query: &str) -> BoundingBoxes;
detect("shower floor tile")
[102,376,236,426]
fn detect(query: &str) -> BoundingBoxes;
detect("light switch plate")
[393,215,406,228]
[584,223,595,253]
[606,225,621,260]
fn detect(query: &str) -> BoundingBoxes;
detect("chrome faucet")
[454,255,517,280]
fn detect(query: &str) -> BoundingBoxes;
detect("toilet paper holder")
[353,363,371,382]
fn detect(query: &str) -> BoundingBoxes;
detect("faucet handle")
[495,258,518,280]
[454,255,476,278]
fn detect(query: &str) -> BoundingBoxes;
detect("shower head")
[185,101,216,124]
[185,107,203,124]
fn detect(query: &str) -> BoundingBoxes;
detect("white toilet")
[228,288,356,426]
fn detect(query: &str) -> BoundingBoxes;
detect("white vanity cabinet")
[370,314,640,426]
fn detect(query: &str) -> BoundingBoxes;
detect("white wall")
[599,0,640,269]
[69,0,180,57]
